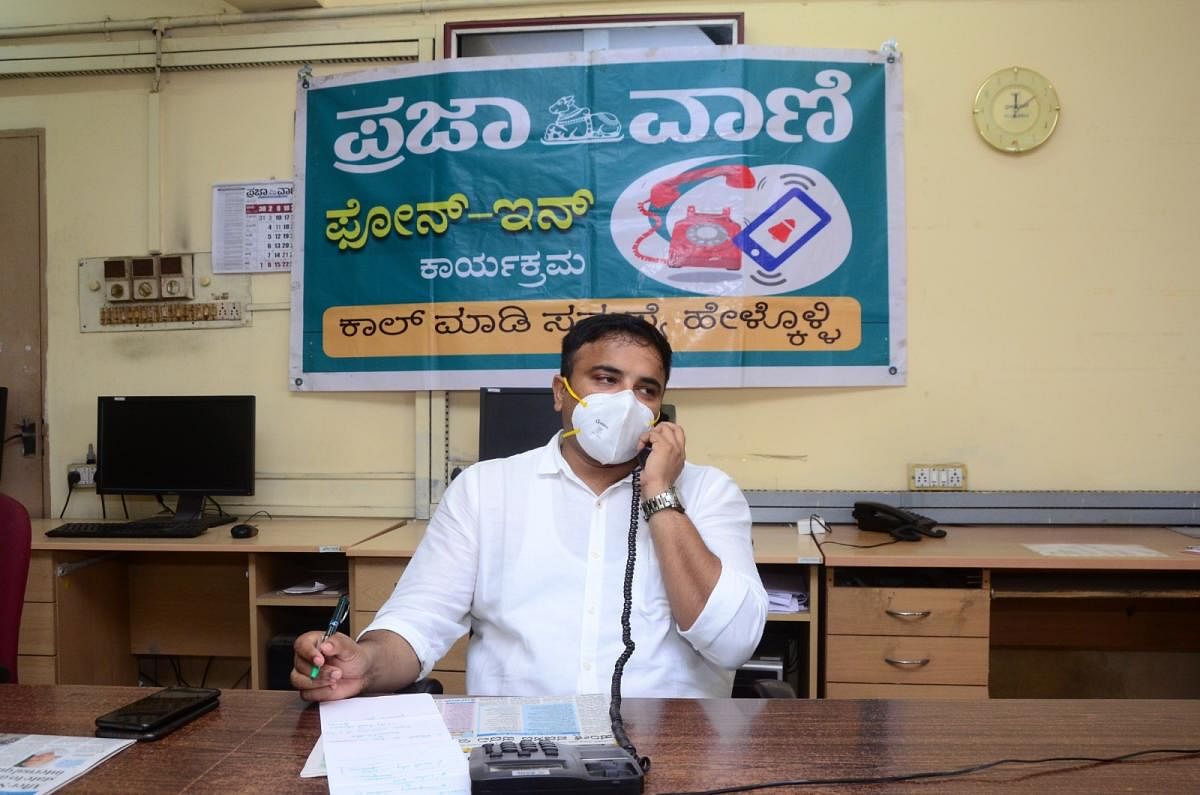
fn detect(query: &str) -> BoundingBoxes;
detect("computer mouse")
[230,523,258,539]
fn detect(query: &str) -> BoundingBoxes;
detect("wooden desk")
[819,525,1200,698]
[3,684,1199,792]
[346,523,823,697]
[20,518,401,689]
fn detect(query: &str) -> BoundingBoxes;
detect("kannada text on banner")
[291,46,905,390]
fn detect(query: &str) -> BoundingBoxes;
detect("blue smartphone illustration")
[733,187,832,272]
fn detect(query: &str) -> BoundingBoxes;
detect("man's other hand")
[291,630,370,702]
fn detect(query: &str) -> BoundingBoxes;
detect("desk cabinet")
[819,526,1200,700]
[19,549,134,686]
[26,518,401,690]
[824,568,990,698]
[17,551,57,684]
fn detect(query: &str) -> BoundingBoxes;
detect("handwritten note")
[319,693,468,794]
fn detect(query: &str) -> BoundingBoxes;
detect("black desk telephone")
[469,740,643,793]
[852,501,945,542]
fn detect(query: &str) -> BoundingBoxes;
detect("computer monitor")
[96,395,255,520]
[478,387,562,461]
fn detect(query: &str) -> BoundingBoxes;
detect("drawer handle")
[884,657,930,667]
[885,609,932,619]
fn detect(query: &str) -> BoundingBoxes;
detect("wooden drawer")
[17,601,55,655]
[826,682,988,699]
[827,586,988,637]
[351,559,407,612]
[23,552,54,602]
[16,655,57,685]
[826,634,989,686]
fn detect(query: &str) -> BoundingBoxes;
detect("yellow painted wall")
[2,0,1197,521]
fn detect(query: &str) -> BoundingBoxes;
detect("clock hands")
[1005,91,1035,119]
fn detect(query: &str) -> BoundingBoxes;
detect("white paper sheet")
[1023,543,1167,558]
[319,693,468,794]
[300,736,326,778]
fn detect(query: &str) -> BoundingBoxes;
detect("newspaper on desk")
[0,733,133,794]
[303,693,616,780]
[438,692,615,750]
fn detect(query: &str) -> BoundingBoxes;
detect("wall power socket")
[68,463,97,487]
[908,463,967,491]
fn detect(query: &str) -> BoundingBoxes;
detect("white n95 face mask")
[561,378,655,465]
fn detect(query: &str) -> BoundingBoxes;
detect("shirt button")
[590,551,600,560]
[587,606,596,615]
[582,662,592,671]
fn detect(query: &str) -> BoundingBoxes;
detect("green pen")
[310,593,351,679]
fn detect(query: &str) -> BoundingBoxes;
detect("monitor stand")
[173,494,208,521]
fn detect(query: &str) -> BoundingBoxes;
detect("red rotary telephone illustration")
[635,165,755,270]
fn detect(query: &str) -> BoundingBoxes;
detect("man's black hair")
[560,313,673,383]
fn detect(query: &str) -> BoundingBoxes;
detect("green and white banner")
[290,46,905,391]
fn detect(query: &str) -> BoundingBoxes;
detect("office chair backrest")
[0,493,32,683]
[0,387,7,480]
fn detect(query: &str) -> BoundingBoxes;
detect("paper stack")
[767,588,809,613]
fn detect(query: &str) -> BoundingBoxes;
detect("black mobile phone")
[94,687,220,741]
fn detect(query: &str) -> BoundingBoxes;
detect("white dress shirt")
[363,433,768,698]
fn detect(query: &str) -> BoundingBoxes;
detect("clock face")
[973,67,1060,152]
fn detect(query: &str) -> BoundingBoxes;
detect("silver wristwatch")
[641,487,685,521]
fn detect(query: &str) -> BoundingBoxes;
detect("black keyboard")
[47,515,236,539]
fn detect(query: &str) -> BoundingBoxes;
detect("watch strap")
[641,487,684,521]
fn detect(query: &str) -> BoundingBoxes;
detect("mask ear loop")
[561,378,658,438]
[560,378,586,439]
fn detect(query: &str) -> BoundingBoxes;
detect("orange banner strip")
[323,296,860,358]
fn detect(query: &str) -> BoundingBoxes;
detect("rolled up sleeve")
[676,467,768,669]
[361,471,479,679]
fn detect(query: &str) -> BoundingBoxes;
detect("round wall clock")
[973,66,1060,153]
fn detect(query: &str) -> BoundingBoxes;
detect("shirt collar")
[535,431,567,477]
[539,432,636,494]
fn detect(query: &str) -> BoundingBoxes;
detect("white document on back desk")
[319,693,469,794]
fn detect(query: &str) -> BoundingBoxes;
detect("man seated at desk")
[293,313,767,699]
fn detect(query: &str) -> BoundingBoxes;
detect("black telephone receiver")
[634,404,675,469]
[636,445,652,468]
[852,501,946,542]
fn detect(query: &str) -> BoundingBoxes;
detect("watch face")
[973,66,1060,152]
